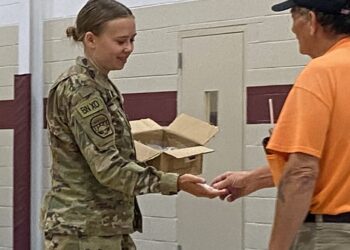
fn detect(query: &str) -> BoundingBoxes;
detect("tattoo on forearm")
[277,154,319,204]
[278,172,316,204]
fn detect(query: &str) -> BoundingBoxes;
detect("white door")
[177,29,244,250]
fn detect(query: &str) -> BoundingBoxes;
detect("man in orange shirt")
[212,0,350,249]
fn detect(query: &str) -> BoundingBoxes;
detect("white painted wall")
[0,130,14,250]
[0,0,311,249]
[0,0,20,26]
[0,0,196,26]
[0,16,18,249]
[44,0,196,20]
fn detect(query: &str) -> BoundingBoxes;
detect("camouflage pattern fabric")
[45,234,136,250]
[41,57,179,238]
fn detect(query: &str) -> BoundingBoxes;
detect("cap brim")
[272,0,296,12]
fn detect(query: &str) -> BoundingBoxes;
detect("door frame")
[177,24,247,117]
[177,24,247,250]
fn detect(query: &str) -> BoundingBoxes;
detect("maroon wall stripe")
[0,75,31,250]
[45,85,292,126]
[0,100,16,129]
[13,74,31,250]
[43,91,177,129]
[123,91,177,126]
[0,76,292,250]
[247,85,292,124]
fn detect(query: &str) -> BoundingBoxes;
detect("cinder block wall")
[0,25,18,250]
[42,1,310,249]
[0,130,14,250]
[0,0,312,249]
[42,18,82,198]
[244,6,309,250]
[130,1,309,249]
[0,26,18,101]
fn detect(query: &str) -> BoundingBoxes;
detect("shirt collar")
[76,56,112,90]
[75,56,124,104]
[325,36,350,54]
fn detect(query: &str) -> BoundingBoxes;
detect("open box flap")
[167,113,219,145]
[130,118,163,135]
[164,146,214,159]
[134,140,161,162]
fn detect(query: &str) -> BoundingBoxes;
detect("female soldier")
[41,0,225,249]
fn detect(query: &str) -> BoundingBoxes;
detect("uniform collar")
[76,56,114,90]
[76,56,124,104]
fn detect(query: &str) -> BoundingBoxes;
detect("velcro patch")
[90,114,113,138]
[77,97,104,118]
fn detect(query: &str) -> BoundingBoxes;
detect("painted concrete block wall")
[0,26,18,100]
[133,194,178,248]
[43,18,82,86]
[0,24,17,250]
[244,124,277,249]
[43,0,195,20]
[0,0,313,249]
[0,0,195,27]
[42,11,182,249]
[243,5,310,249]
[0,130,14,250]
[41,18,82,212]
[130,1,309,249]
[0,1,19,27]
[42,1,311,249]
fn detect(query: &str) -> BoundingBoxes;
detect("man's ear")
[84,31,97,49]
[308,11,318,36]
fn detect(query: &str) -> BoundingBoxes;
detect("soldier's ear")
[84,32,97,49]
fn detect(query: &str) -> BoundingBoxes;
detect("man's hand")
[178,174,227,199]
[211,171,253,202]
[211,167,274,202]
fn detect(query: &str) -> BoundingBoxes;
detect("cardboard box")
[130,113,219,175]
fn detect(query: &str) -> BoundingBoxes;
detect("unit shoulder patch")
[77,96,104,118]
[90,114,113,138]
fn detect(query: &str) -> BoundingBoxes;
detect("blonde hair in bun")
[66,26,81,41]
[66,0,133,43]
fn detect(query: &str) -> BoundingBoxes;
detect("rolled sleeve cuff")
[159,173,179,195]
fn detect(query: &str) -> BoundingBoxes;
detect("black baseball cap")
[272,0,350,14]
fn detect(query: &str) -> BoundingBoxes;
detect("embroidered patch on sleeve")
[77,97,104,118]
[90,114,113,138]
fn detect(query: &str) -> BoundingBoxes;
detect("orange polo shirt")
[267,37,350,215]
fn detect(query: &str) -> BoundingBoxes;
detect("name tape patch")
[77,97,104,118]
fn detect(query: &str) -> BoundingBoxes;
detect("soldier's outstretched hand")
[178,174,227,199]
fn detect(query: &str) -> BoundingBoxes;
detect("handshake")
[178,171,255,201]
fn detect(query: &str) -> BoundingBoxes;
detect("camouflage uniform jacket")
[41,57,179,238]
